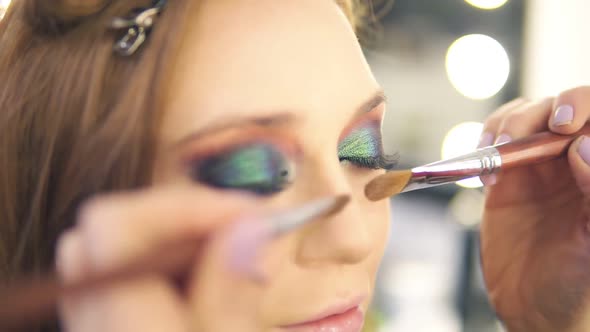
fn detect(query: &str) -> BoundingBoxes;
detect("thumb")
[568,136,590,196]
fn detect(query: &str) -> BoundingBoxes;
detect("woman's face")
[153,0,391,330]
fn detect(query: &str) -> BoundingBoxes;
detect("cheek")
[355,195,390,304]
[186,229,266,330]
[364,198,391,272]
[346,169,391,270]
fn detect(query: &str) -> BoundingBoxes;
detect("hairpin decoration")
[110,0,167,56]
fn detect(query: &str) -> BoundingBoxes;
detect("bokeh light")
[449,189,485,227]
[446,34,510,100]
[0,0,11,20]
[465,0,509,10]
[441,122,484,188]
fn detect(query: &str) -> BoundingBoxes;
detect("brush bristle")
[364,170,412,201]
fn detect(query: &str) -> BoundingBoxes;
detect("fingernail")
[553,104,574,126]
[577,136,590,165]
[494,134,512,145]
[477,132,494,149]
[480,174,497,186]
[226,218,271,280]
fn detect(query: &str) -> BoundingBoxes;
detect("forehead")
[161,0,379,143]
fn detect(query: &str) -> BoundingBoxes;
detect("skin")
[479,87,590,331]
[56,1,390,331]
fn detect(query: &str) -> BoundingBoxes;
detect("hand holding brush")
[366,87,590,332]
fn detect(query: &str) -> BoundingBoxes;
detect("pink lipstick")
[283,306,364,332]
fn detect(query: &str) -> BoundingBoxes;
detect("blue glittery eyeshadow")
[192,143,294,194]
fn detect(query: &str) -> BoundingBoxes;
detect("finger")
[56,231,83,331]
[568,136,590,197]
[78,187,255,270]
[78,277,190,332]
[479,97,530,148]
[550,86,590,134]
[55,231,102,332]
[494,97,554,143]
[55,230,87,283]
[61,273,189,332]
[57,212,192,332]
[483,98,553,187]
[479,98,530,186]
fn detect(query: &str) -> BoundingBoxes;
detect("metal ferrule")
[402,146,502,193]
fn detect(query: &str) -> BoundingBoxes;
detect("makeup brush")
[365,126,590,201]
[0,194,349,330]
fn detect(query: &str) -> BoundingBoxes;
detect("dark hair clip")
[110,0,167,56]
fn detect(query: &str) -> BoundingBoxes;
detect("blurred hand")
[479,87,590,332]
[55,187,254,332]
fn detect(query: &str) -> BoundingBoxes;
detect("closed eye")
[187,141,296,195]
[338,123,398,170]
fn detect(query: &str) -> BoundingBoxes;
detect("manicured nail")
[553,104,574,126]
[226,218,271,280]
[477,132,494,149]
[494,134,512,145]
[480,174,497,186]
[577,136,590,166]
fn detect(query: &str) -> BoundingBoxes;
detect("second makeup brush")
[0,194,349,330]
[365,125,590,201]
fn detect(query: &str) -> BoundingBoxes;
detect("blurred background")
[363,0,590,331]
[2,0,590,331]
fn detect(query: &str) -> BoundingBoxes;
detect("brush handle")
[402,125,590,194]
[496,124,590,169]
[0,239,199,330]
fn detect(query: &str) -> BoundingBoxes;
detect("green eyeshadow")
[338,123,396,169]
[192,143,294,194]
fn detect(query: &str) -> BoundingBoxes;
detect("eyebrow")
[172,89,387,149]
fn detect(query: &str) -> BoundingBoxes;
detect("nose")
[294,191,373,267]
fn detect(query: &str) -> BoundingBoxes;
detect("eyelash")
[340,153,399,170]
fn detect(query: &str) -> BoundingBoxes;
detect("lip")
[281,296,366,332]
